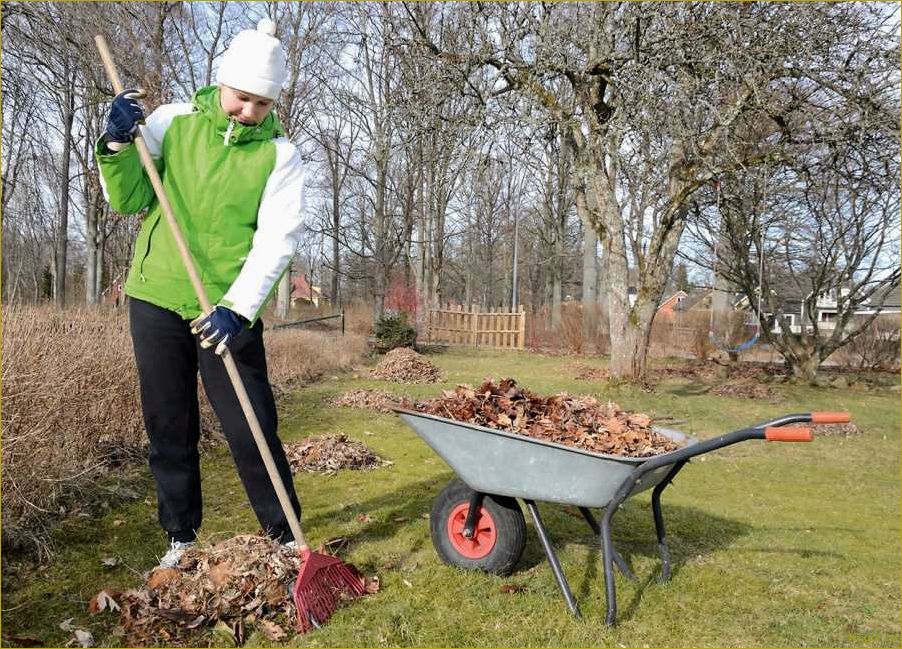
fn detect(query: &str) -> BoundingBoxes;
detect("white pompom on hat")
[216,18,287,100]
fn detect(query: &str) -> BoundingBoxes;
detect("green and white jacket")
[96,85,305,323]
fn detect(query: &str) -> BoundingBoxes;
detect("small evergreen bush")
[374,311,417,351]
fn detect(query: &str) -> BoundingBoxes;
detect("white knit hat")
[216,18,287,99]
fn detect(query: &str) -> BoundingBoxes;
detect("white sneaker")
[158,540,196,569]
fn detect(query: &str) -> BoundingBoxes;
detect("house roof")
[675,288,712,311]
[868,281,901,309]
[290,275,328,301]
[658,290,688,308]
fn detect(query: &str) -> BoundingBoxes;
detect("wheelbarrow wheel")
[430,479,526,576]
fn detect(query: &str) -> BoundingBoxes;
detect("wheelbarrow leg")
[600,504,619,625]
[462,491,486,538]
[579,507,635,581]
[651,460,687,583]
[524,499,581,618]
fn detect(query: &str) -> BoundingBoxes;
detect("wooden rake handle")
[95,35,307,550]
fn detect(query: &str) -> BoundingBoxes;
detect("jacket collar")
[191,85,284,145]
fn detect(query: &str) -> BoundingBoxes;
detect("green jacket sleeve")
[95,138,165,215]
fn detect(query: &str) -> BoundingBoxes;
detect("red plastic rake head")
[292,548,366,633]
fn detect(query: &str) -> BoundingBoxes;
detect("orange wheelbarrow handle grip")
[811,412,850,424]
[765,427,813,442]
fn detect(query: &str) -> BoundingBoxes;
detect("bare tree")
[404,2,900,379]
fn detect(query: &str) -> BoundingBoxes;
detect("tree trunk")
[54,60,74,308]
[551,254,562,331]
[609,310,655,379]
[276,268,291,318]
[85,199,98,305]
[581,222,598,352]
[331,180,341,307]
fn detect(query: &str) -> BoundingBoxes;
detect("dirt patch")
[329,389,401,413]
[370,348,443,384]
[403,378,678,458]
[284,435,391,475]
[710,382,782,401]
[95,535,376,646]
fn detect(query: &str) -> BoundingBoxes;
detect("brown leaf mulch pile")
[284,435,392,475]
[329,389,400,413]
[90,535,377,647]
[404,378,679,458]
[812,422,863,437]
[570,363,609,381]
[651,361,718,381]
[710,382,782,401]
[370,347,443,384]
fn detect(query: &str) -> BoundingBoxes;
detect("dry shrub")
[684,311,715,360]
[648,316,677,355]
[1,305,368,554]
[264,328,368,396]
[526,302,609,354]
[835,315,900,372]
[1,305,144,552]
[343,301,374,336]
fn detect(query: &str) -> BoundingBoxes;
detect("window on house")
[821,311,837,322]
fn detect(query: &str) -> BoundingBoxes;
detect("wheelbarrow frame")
[394,407,849,625]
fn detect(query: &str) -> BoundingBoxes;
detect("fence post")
[518,305,526,349]
[472,304,478,350]
[341,308,345,336]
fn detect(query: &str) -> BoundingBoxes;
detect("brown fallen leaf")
[364,575,381,594]
[258,619,287,641]
[500,584,528,594]
[207,560,234,588]
[146,568,181,590]
[4,634,44,647]
[88,589,121,615]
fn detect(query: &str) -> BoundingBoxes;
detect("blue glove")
[189,306,248,356]
[105,88,146,144]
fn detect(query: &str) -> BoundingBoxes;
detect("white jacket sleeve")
[220,137,306,321]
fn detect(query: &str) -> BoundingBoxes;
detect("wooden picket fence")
[427,304,526,350]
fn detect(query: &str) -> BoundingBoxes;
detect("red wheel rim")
[447,502,497,559]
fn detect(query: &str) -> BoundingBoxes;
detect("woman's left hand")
[190,306,248,355]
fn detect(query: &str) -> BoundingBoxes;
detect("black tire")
[429,479,526,576]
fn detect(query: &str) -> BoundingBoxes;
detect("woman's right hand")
[105,88,146,144]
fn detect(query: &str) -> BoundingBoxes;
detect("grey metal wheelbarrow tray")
[394,408,697,508]
[394,406,848,625]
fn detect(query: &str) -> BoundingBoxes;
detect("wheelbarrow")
[393,407,851,625]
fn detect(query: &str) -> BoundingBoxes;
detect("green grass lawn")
[2,348,899,647]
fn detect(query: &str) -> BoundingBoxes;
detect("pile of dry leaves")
[89,535,375,646]
[370,348,443,384]
[404,378,679,458]
[570,362,609,381]
[329,389,400,413]
[284,435,391,475]
[812,422,863,437]
[710,382,782,401]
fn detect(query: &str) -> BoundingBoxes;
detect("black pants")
[129,298,300,543]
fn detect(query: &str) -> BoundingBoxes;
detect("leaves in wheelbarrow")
[95,535,373,647]
[284,434,392,475]
[405,378,679,457]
